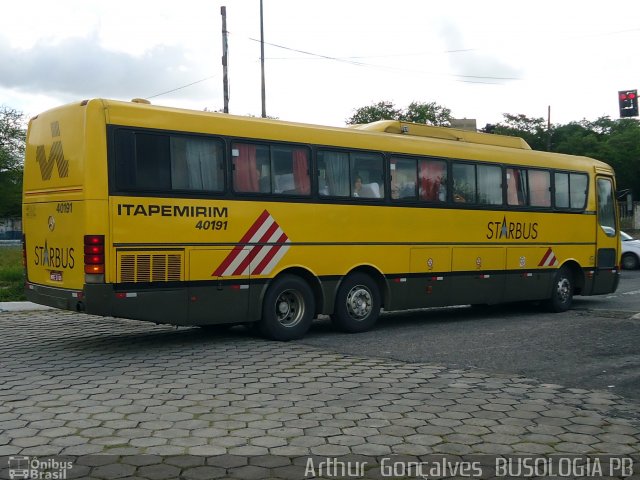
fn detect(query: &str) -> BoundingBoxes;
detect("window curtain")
[419,161,446,201]
[529,170,551,206]
[477,165,502,205]
[233,144,258,192]
[292,149,310,194]
[323,152,349,196]
[171,138,220,190]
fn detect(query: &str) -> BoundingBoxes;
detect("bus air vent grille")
[118,251,183,283]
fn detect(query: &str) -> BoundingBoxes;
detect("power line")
[242,35,520,83]
[145,75,217,100]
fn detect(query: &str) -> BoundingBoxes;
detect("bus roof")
[350,120,532,150]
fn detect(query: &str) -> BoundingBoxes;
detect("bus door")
[592,175,620,294]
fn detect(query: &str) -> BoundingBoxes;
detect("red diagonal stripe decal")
[538,247,553,267]
[212,210,270,276]
[253,232,289,275]
[230,221,280,276]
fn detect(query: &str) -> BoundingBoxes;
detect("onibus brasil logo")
[8,456,72,480]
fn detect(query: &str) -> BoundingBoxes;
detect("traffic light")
[618,90,638,118]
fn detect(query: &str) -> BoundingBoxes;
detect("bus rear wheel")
[546,266,574,312]
[260,275,314,341]
[331,273,381,333]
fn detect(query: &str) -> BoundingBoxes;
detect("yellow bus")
[22,99,620,340]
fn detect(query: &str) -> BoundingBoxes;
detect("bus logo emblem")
[212,210,290,277]
[35,121,69,180]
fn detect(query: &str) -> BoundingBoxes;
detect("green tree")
[0,106,25,217]
[346,100,452,126]
[481,113,548,151]
[598,119,640,199]
[346,101,402,125]
[400,101,452,126]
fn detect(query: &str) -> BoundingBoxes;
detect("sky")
[1,0,639,129]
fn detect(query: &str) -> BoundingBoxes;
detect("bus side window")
[272,146,311,195]
[318,151,350,197]
[570,173,588,209]
[452,163,475,203]
[114,131,172,191]
[390,157,417,200]
[419,159,446,202]
[232,142,271,193]
[555,171,588,210]
[477,164,502,205]
[351,153,384,199]
[507,168,528,206]
[555,172,570,208]
[529,169,551,207]
[170,136,224,192]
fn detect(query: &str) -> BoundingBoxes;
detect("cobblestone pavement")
[0,310,639,479]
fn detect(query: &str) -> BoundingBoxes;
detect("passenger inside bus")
[352,175,363,197]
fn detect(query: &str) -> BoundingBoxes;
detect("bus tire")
[546,266,574,312]
[260,275,314,341]
[331,273,381,333]
[621,252,639,270]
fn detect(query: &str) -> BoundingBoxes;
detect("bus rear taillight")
[84,235,105,281]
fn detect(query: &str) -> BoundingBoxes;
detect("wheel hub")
[557,278,570,302]
[274,290,304,328]
[346,286,372,320]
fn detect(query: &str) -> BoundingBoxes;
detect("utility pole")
[221,6,229,113]
[260,0,266,118]
[547,105,551,151]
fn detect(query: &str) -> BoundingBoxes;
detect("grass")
[0,246,26,301]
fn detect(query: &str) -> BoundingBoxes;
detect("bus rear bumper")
[84,283,189,325]
[25,282,84,312]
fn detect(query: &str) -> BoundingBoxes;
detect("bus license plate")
[50,271,63,282]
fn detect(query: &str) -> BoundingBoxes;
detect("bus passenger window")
[419,159,446,202]
[570,173,588,209]
[170,136,224,192]
[114,130,171,192]
[351,153,384,199]
[529,169,551,207]
[317,151,349,197]
[476,165,502,205]
[507,168,528,206]
[232,143,270,193]
[477,165,502,205]
[452,163,475,203]
[390,158,417,200]
[272,146,311,195]
[555,172,570,208]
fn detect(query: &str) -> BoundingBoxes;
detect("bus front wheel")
[260,275,314,341]
[331,273,381,333]
[547,266,574,312]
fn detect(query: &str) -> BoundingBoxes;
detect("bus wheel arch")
[562,260,585,295]
[546,261,582,312]
[258,271,317,341]
[331,266,385,333]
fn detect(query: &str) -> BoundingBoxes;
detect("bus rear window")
[113,129,224,193]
